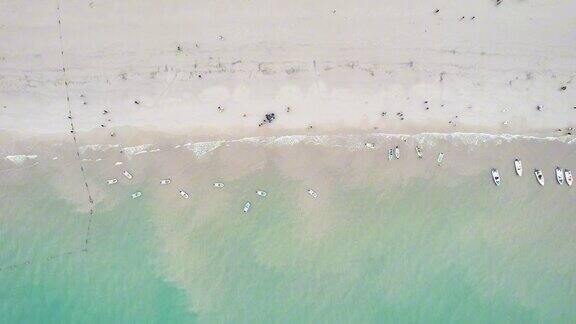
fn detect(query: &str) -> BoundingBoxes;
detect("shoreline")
[2,129,575,167]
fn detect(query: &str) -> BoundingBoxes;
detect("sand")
[1,0,575,139]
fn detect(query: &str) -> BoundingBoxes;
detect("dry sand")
[1,0,575,139]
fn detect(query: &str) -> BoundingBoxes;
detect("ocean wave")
[123,144,153,159]
[78,144,119,155]
[4,155,38,165]
[179,132,574,157]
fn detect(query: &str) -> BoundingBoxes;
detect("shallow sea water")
[1,136,575,323]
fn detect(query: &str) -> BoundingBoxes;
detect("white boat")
[565,169,573,186]
[179,190,190,199]
[160,179,171,185]
[307,189,318,198]
[365,142,375,149]
[131,191,142,199]
[437,152,444,166]
[491,169,501,186]
[415,146,423,159]
[122,170,133,180]
[514,159,522,176]
[394,146,400,159]
[555,167,564,185]
[256,190,267,197]
[243,201,251,213]
[106,178,118,185]
[534,169,545,186]
[213,182,225,188]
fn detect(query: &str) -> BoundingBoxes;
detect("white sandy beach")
[1,0,575,141]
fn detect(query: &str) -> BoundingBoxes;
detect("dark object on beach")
[177,45,182,51]
[217,106,224,112]
[459,16,465,20]
[134,100,140,105]
[286,107,291,113]
[265,113,276,123]
[381,111,387,116]
[496,0,503,6]
[258,113,276,127]
[560,86,567,91]
[308,125,313,129]
[103,110,109,114]
[471,16,476,20]
[100,124,105,128]
[242,113,247,117]
[537,105,543,111]
[434,9,440,14]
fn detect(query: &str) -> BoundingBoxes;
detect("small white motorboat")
[213,182,225,188]
[388,149,394,161]
[415,146,423,159]
[106,178,118,185]
[122,170,133,180]
[243,201,251,213]
[307,189,318,198]
[534,169,545,186]
[565,169,573,186]
[514,159,522,176]
[179,190,190,199]
[256,190,267,197]
[394,146,400,159]
[555,167,565,185]
[491,169,501,186]
[160,179,171,185]
[437,152,444,166]
[131,191,142,199]
[365,142,375,149]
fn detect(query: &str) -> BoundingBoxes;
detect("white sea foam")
[123,144,153,159]
[78,144,119,155]
[4,155,38,165]
[187,141,224,158]
[179,132,574,158]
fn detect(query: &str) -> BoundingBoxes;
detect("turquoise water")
[1,158,575,323]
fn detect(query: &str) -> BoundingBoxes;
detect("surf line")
[55,0,95,253]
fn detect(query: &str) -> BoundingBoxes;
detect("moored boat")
[534,169,545,186]
[514,159,522,176]
[307,189,318,198]
[565,169,573,186]
[555,167,565,185]
[131,191,142,199]
[437,152,444,166]
[243,201,251,213]
[179,190,190,199]
[122,170,133,180]
[491,169,501,186]
[415,146,423,159]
